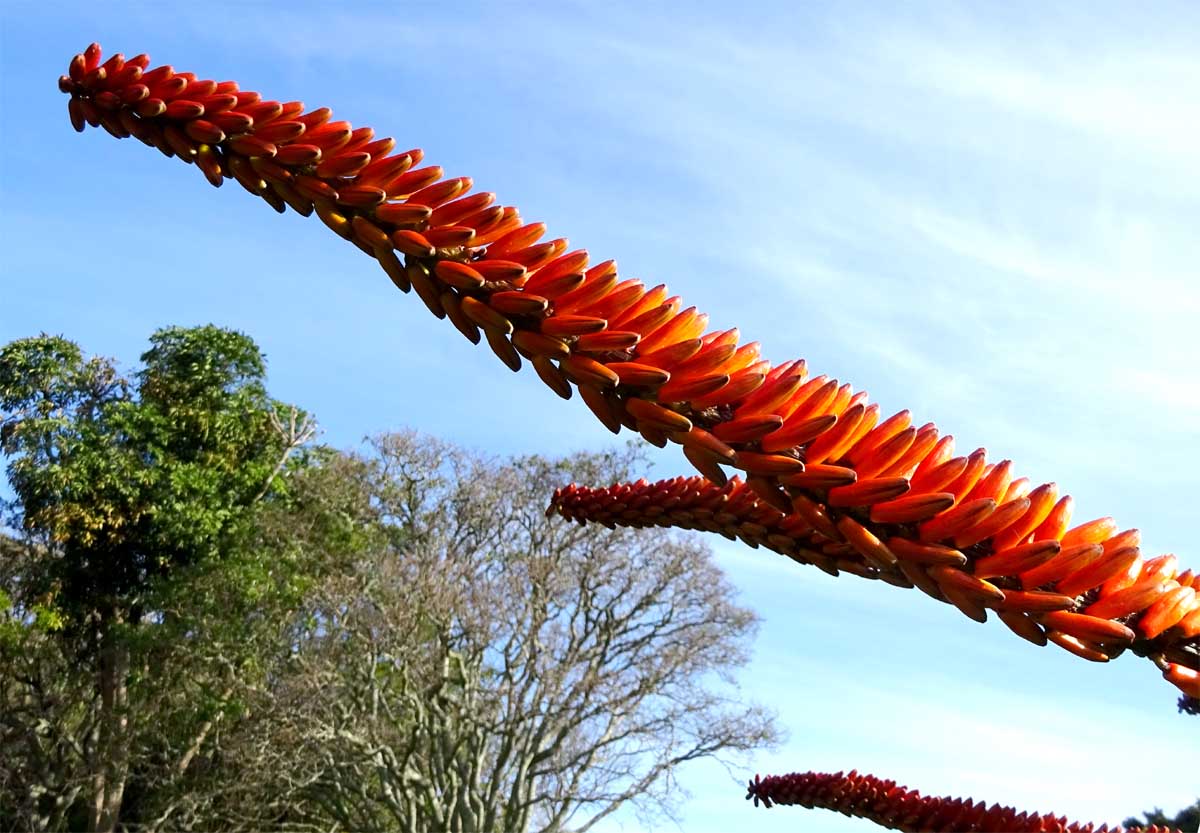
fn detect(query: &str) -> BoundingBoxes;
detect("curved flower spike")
[61,43,1197,698]
[745,770,1184,833]
[551,477,1200,697]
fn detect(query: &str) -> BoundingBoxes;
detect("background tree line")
[0,326,776,832]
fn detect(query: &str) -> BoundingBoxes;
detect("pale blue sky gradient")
[2,3,1197,830]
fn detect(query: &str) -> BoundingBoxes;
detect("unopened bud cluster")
[746,770,1183,833]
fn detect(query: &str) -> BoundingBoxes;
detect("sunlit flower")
[63,43,1197,701]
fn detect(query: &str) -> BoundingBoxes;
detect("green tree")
[1123,799,1200,833]
[161,433,779,832]
[0,326,315,832]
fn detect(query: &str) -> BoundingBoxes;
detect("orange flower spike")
[1103,527,1142,554]
[524,252,589,299]
[472,260,528,284]
[779,370,825,400]
[626,398,691,434]
[66,44,1197,697]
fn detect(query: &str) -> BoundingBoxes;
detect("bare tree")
[172,433,779,832]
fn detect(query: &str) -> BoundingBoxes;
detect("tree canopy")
[1,327,777,832]
[1,326,314,831]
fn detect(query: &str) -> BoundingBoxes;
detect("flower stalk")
[746,769,1184,833]
[62,43,1198,701]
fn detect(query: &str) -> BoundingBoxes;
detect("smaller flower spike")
[745,770,1184,833]
[549,477,1200,694]
[63,43,1197,699]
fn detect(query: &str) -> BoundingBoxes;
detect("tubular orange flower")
[745,770,1184,833]
[61,44,1198,701]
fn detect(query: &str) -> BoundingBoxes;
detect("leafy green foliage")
[0,325,305,624]
[0,325,319,831]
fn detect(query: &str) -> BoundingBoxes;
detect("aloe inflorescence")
[61,41,1198,828]
[59,40,1198,701]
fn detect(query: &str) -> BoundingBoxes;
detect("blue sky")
[2,2,1197,830]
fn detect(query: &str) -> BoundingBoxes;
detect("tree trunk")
[88,606,130,833]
